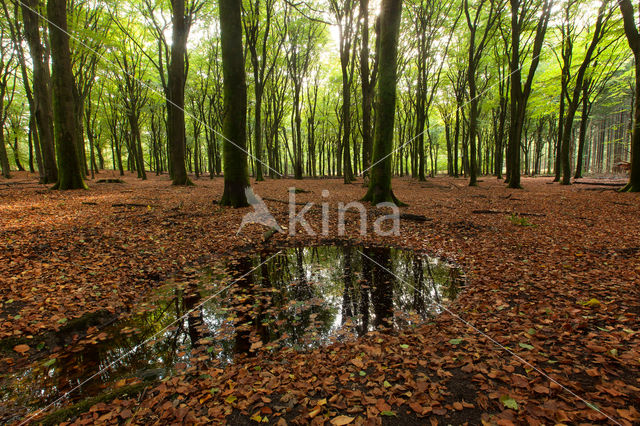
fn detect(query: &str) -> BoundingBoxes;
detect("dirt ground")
[1,171,639,425]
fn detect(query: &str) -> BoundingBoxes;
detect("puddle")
[0,245,464,423]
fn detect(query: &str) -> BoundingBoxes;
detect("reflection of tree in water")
[5,245,466,419]
[230,256,260,356]
[368,247,394,329]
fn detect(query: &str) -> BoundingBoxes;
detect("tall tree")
[243,0,283,181]
[359,0,378,179]
[284,8,323,179]
[411,0,460,181]
[506,0,551,188]
[559,0,614,185]
[48,0,86,189]
[463,0,504,186]
[0,30,15,179]
[219,0,250,206]
[18,0,58,183]
[616,0,640,191]
[113,42,149,180]
[329,0,358,184]
[363,0,403,204]
[167,0,203,185]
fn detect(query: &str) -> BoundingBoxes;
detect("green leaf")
[43,358,57,368]
[399,344,409,349]
[225,395,237,404]
[359,370,366,376]
[449,338,463,345]
[499,395,518,410]
[380,411,396,416]
[519,343,534,350]
[383,380,391,388]
[57,318,68,324]
[526,328,536,335]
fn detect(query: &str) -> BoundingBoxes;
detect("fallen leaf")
[13,344,30,354]
[330,415,355,425]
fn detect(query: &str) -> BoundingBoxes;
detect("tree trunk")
[21,0,57,183]
[574,83,590,179]
[618,0,640,191]
[167,0,191,185]
[219,0,250,206]
[48,0,86,190]
[360,0,374,178]
[363,0,403,204]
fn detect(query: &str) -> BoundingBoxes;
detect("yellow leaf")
[308,407,322,419]
[581,298,601,307]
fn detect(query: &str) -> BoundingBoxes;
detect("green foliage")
[509,213,535,227]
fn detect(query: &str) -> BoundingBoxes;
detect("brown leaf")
[330,415,355,425]
[13,344,30,354]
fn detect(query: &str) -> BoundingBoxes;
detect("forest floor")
[0,171,639,425]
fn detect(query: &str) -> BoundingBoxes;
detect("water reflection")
[0,245,464,422]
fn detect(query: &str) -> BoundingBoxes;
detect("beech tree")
[219,0,250,207]
[506,0,551,188]
[48,0,86,190]
[363,0,403,204]
[17,0,58,183]
[559,0,614,185]
[617,0,640,192]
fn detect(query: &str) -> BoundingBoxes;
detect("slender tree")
[616,0,640,191]
[506,0,552,188]
[0,39,15,178]
[560,0,613,185]
[243,0,282,181]
[463,0,503,186]
[329,0,358,184]
[359,0,378,179]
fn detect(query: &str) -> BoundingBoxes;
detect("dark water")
[0,245,464,422]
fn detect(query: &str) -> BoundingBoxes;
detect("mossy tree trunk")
[362,0,402,205]
[218,0,249,207]
[47,0,86,190]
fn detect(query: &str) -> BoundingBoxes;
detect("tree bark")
[167,0,191,185]
[219,0,249,206]
[21,0,57,183]
[363,0,402,204]
[48,0,86,190]
[618,0,640,191]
